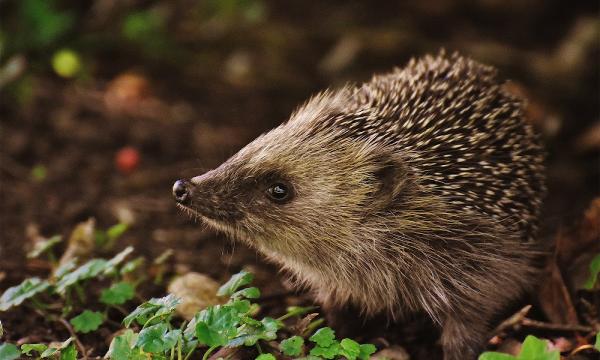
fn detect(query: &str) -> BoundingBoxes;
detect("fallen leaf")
[167,272,224,320]
[57,218,96,268]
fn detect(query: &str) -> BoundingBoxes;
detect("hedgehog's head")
[173,90,408,261]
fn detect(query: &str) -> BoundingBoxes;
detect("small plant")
[108,270,376,359]
[479,335,559,360]
[0,221,133,359]
[0,222,376,360]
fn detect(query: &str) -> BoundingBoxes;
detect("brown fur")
[176,51,546,360]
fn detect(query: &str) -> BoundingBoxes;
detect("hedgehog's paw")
[441,315,488,360]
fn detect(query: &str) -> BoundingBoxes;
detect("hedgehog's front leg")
[441,314,489,360]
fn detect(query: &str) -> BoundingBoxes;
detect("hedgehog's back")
[345,52,546,242]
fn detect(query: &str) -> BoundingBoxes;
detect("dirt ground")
[0,1,599,359]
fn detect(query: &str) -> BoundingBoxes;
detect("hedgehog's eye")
[266,182,292,203]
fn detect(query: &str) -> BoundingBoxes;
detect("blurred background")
[0,0,598,357]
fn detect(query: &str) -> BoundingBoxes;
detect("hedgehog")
[173,52,546,360]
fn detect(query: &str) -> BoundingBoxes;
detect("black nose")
[173,180,190,204]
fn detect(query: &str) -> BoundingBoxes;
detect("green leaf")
[106,329,138,359]
[27,235,62,258]
[478,352,516,360]
[595,332,600,351]
[309,327,336,347]
[182,319,199,354]
[107,223,129,242]
[358,343,377,360]
[228,317,281,347]
[70,310,103,334]
[339,338,360,360]
[135,323,180,354]
[518,335,546,358]
[240,316,262,327]
[583,253,600,289]
[230,299,252,314]
[123,294,180,327]
[217,271,254,296]
[280,336,304,356]
[120,257,145,275]
[259,317,280,339]
[40,347,58,358]
[309,340,340,359]
[53,259,77,278]
[104,246,134,275]
[21,344,48,356]
[55,259,108,293]
[101,282,135,305]
[195,304,241,347]
[255,354,276,360]
[59,343,77,360]
[0,343,20,360]
[517,335,559,360]
[40,338,72,359]
[0,277,50,311]
[232,286,260,299]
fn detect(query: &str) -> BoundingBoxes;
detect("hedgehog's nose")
[173,180,191,205]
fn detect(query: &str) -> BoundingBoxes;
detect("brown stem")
[491,304,532,335]
[521,318,595,333]
[58,318,88,360]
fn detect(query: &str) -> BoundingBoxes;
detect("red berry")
[116,147,140,174]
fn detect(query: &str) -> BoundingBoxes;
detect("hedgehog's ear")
[371,152,408,208]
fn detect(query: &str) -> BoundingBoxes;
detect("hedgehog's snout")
[172,179,191,205]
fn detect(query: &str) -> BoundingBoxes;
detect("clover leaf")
[195,304,241,347]
[280,335,304,356]
[55,259,108,294]
[27,235,62,259]
[100,282,135,305]
[339,338,360,360]
[0,277,50,311]
[309,327,336,347]
[70,310,104,333]
[123,294,180,327]
[358,343,377,360]
[0,343,20,360]
[217,271,254,296]
[21,344,48,356]
[310,340,340,359]
[135,323,180,354]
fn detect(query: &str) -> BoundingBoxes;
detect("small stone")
[167,272,224,320]
[372,345,410,360]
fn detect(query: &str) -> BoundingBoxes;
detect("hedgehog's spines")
[295,52,545,243]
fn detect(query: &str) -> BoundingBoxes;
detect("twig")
[492,305,532,335]
[57,318,88,360]
[570,344,596,356]
[490,305,596,338]
[521,318,594,333]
